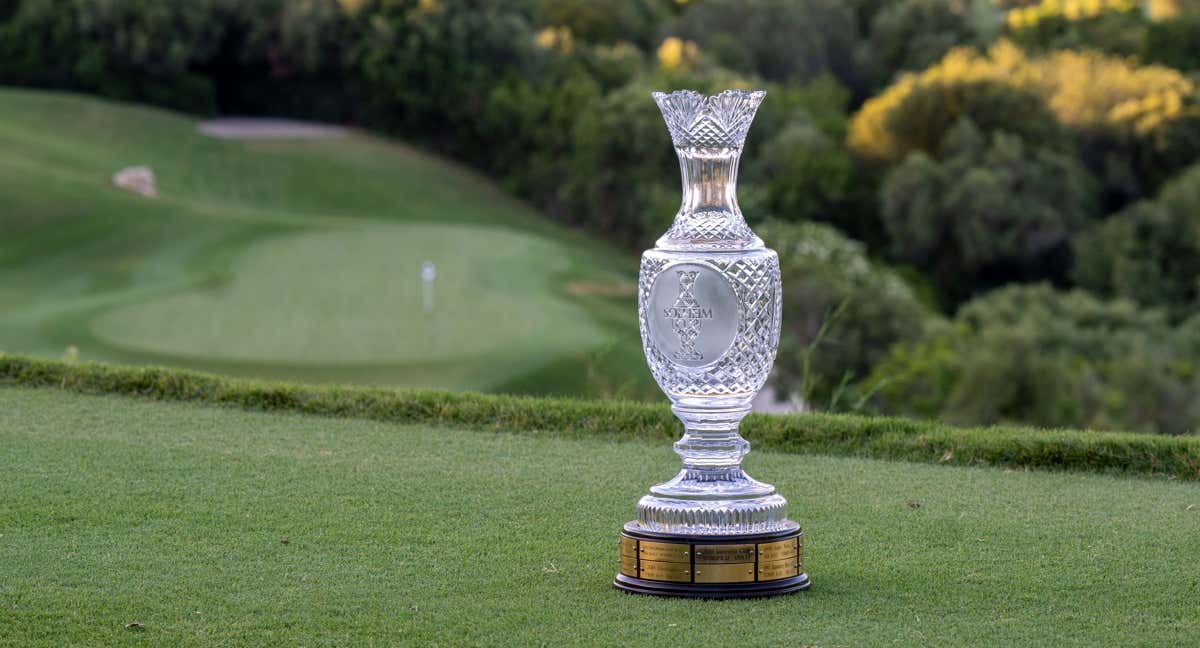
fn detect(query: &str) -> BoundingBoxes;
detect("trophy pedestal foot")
[614,522,809,599]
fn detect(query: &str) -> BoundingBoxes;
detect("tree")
[759,220,930,407]
[880,118,1098,301]
[1005,0,1145,56]
[1073,163,1200,320]
[667,0,862,88]
[866,284,1200,434]
[864,0,983,84]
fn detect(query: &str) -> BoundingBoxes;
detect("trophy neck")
[651,88,766,252]
[656,147,761,251]
[678,147,741,218]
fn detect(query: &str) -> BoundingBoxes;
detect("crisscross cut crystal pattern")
[634,89,789,535]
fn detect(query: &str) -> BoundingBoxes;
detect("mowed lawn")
[0,88,650,397]
[2,387,1197,646]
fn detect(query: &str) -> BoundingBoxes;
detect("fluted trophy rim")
[650,88,767,150]
[649,88,767,102]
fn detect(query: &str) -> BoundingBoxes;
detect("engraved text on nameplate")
[639,560,691,582]
[757,557,800,581]
[758,538,798,562]
[639,540,690,563]
[694,544,755,564]
[619,536,637,558]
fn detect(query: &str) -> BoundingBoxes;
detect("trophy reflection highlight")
[614,89,809,598]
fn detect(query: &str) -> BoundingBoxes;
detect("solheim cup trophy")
[614,89,810,598]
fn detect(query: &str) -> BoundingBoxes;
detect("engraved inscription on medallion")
[647,262,739,368]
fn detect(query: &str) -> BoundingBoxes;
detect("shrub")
[867,284,1200,435]
[0,0,358,118]
[880,118,1099,301]
[756,122,855,225]
[1141,11,1200,71]
[758,220,930,408]
[667,0,861,87]
[849,39,1200,203]
[1073,163,1200,320]
[537,0,670,49]
[350,0,542,161]
[1005,0,1145,56]
[864,0,983,83]
[847,42,1065,164]
[0,0,249,113]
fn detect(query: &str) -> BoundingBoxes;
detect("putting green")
[0,88,651,395]
[2,386,1198,645]
[90,223,605,369]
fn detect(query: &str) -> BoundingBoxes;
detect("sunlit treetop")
[848,39,1198,162]
[1006,0,1139,30]
[656,36,699,71]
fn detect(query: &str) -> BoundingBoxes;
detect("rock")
[112,166,158,198]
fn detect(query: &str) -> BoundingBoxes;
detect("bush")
[863,0,983,84]
[667,0,861,87]
[538,0,669,49]
[880,118,1099,301]
[847,42,1065,164]
[849,39,1200,204]
[1073,163,1200,320]
[756,122,855,225]
[0,0,247,113]
[758,220,930,408]
[1005,0,1145,56]
[867,284,1200,435]
[1141,11,1200,71]
[0,0,358,118]
[350,0,542,160]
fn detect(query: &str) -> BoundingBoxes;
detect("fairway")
[0,89,649,396]
[2,387,1197,646]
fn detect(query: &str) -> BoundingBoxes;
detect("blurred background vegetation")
[2,0,1200,435]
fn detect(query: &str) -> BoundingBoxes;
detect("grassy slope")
[5,354,1199,480]
[0,88,653,397]
[1,386,1197,646]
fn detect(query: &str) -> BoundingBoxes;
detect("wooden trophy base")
[614,522,810,599]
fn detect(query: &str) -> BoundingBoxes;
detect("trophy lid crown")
[651,89,766,149]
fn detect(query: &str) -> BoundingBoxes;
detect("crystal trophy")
[614,89,809,597]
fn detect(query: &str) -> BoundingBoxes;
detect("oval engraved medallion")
[647,262,739,368]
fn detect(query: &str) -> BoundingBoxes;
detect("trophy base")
[614,522,809,599]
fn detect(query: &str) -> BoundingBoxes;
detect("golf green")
[2,387,1197,645]
[0,88,650,397]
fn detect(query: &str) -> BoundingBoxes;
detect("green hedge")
[2,353,1197,480]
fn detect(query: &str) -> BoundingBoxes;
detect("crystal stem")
[671,402,751,470]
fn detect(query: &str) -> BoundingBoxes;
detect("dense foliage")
[881,118,1098,300]
[759,220,929,407]
[1074,163,1200,320]
[868,285,1200,435]
[4,0,1200,434]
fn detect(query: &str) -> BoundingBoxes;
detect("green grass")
[2,386,1197,646]
[0,87,652,397]
[4,354,1200,480]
